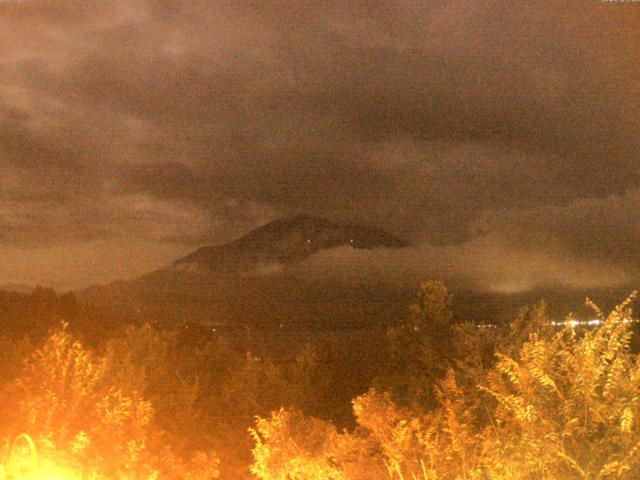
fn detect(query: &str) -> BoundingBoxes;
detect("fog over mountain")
[172,214,409,274]
[79,215,413,327]
[77,215,633,329]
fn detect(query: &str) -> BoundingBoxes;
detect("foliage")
[252,294,640,480]
[452,301,553,396]
[0,323,219,479]
[377,280,457,410]
[4,282,640,480]
[480,294,640,479]
[251,408,383,480]
[104,324,209,454]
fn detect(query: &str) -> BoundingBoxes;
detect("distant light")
[479,318,636,330]
[550,318,634,328]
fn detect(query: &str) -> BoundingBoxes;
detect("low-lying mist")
[294,231,631,294]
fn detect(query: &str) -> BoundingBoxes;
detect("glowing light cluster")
[2,434,81,480]
[475,317,638,330]
[550,318,638,327]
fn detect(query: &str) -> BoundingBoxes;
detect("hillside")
[79,215,412,327]
[171,214,409,274]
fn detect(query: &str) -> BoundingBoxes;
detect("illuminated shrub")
[251,408,348,479]
[252,294,640,480]
[0,323,156,478]
[0,323,219,479]
[480,295,640,479]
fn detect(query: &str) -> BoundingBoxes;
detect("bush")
[0,323,219,479]
[252,294,640,480]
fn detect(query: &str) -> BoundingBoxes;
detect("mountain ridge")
[170,214,409,274]
[77,215,413,327]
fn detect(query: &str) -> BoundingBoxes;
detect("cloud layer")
[1,1,639,288]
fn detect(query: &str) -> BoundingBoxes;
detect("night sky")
[0,1,639,290]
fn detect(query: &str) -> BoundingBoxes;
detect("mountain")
[77,215,633,334]
[79,215,413,328]
[171,214,409,274]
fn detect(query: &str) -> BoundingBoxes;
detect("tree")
[251,408,382,480]
[0,323,220,479]
[377,280,456,410]
[1,323,158,479]
[252,293,640,480]
[480,294,640,479]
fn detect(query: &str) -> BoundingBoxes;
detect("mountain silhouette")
[171,214,409,274]
[79,215,411,328]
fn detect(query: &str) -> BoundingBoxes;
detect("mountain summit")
[172,214,409,273]
[80,215,411,326]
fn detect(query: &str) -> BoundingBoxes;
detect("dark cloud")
[474,189,640,271]
[0,1,639,288]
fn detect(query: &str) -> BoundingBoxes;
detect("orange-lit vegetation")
[251,290,640,480]
[0,323,219,479]
[1,284,639,479]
